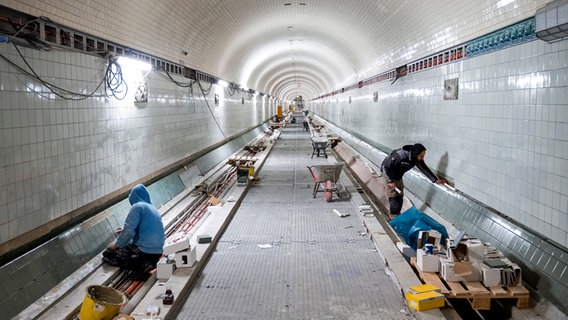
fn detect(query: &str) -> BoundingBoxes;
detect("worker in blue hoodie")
[381,143,446,215]
[103,184,165,278]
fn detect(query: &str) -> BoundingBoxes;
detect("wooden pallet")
[411,258,530,310]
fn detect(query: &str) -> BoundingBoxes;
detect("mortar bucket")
[79,285,127,320]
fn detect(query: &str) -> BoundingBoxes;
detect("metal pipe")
[119,274,158,315]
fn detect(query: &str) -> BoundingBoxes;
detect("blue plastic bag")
[389,206,448,250]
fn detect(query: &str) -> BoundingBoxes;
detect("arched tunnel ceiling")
[8,0,539,101]
[192,1,384,101]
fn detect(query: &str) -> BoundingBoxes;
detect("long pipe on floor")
[120,273,158,315]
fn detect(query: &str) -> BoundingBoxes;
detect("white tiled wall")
[0,44,275,245]
[310,38,568,247]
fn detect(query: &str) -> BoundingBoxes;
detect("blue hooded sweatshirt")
[114,184,165,254]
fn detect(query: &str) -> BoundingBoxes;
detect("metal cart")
[311,139,329,158]
[306,163,345,202]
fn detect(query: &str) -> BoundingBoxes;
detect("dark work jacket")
[381,145,438,183]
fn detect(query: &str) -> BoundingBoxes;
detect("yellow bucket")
[239,166,254,177]
[79,285,127,320]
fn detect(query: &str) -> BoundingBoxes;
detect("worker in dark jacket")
[103,184,165,278]
[381,143,446,215]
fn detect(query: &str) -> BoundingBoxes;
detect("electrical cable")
[196,78,226,139]
[226,82,237,96]
[196,78,212,96]
[0,42,127,100]
[8,17,52,51]
[1,16,129,100]
[105,57,128,100]
[3,42,102,99]
[155,69,194,88]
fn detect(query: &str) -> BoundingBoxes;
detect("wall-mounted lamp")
[117,56,152,103]
[117,56,152,72]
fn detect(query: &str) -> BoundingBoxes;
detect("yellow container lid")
[408,283,441,294]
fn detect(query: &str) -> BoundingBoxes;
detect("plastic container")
[79,285,127,320]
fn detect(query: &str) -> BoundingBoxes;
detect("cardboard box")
[208,196,222,206]
[406,291,445,311]
[164,233,190,255]
[417,230,442,249]
[175,247,197,268]
[417,249,440,273]
[157,255,176,279]
[446,240,469,263]
[408,283,441,294]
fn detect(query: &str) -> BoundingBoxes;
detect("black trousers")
[388,196,404,215]
[102,243,162,270]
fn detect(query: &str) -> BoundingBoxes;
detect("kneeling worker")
[103,184,165,279]
[381,143,446,215]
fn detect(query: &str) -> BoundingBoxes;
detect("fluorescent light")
[217,80,228,87]
[497,0,514,8]
[117,56,152,72]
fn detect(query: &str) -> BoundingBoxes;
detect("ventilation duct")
[535,0,568,42]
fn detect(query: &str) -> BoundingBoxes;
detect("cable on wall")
[0,41,127,100]
[155,69,195,88]
[197,78,226,139]
[1,8,265,102]
[226,82,238,96]
[105,57,128,100]
[4,16,52,51]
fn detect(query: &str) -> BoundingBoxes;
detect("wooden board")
[420,269,450,295]
[489,286,508,296]
[446,280,468,297]
[463,281,490,296]
[508,286,529,297]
